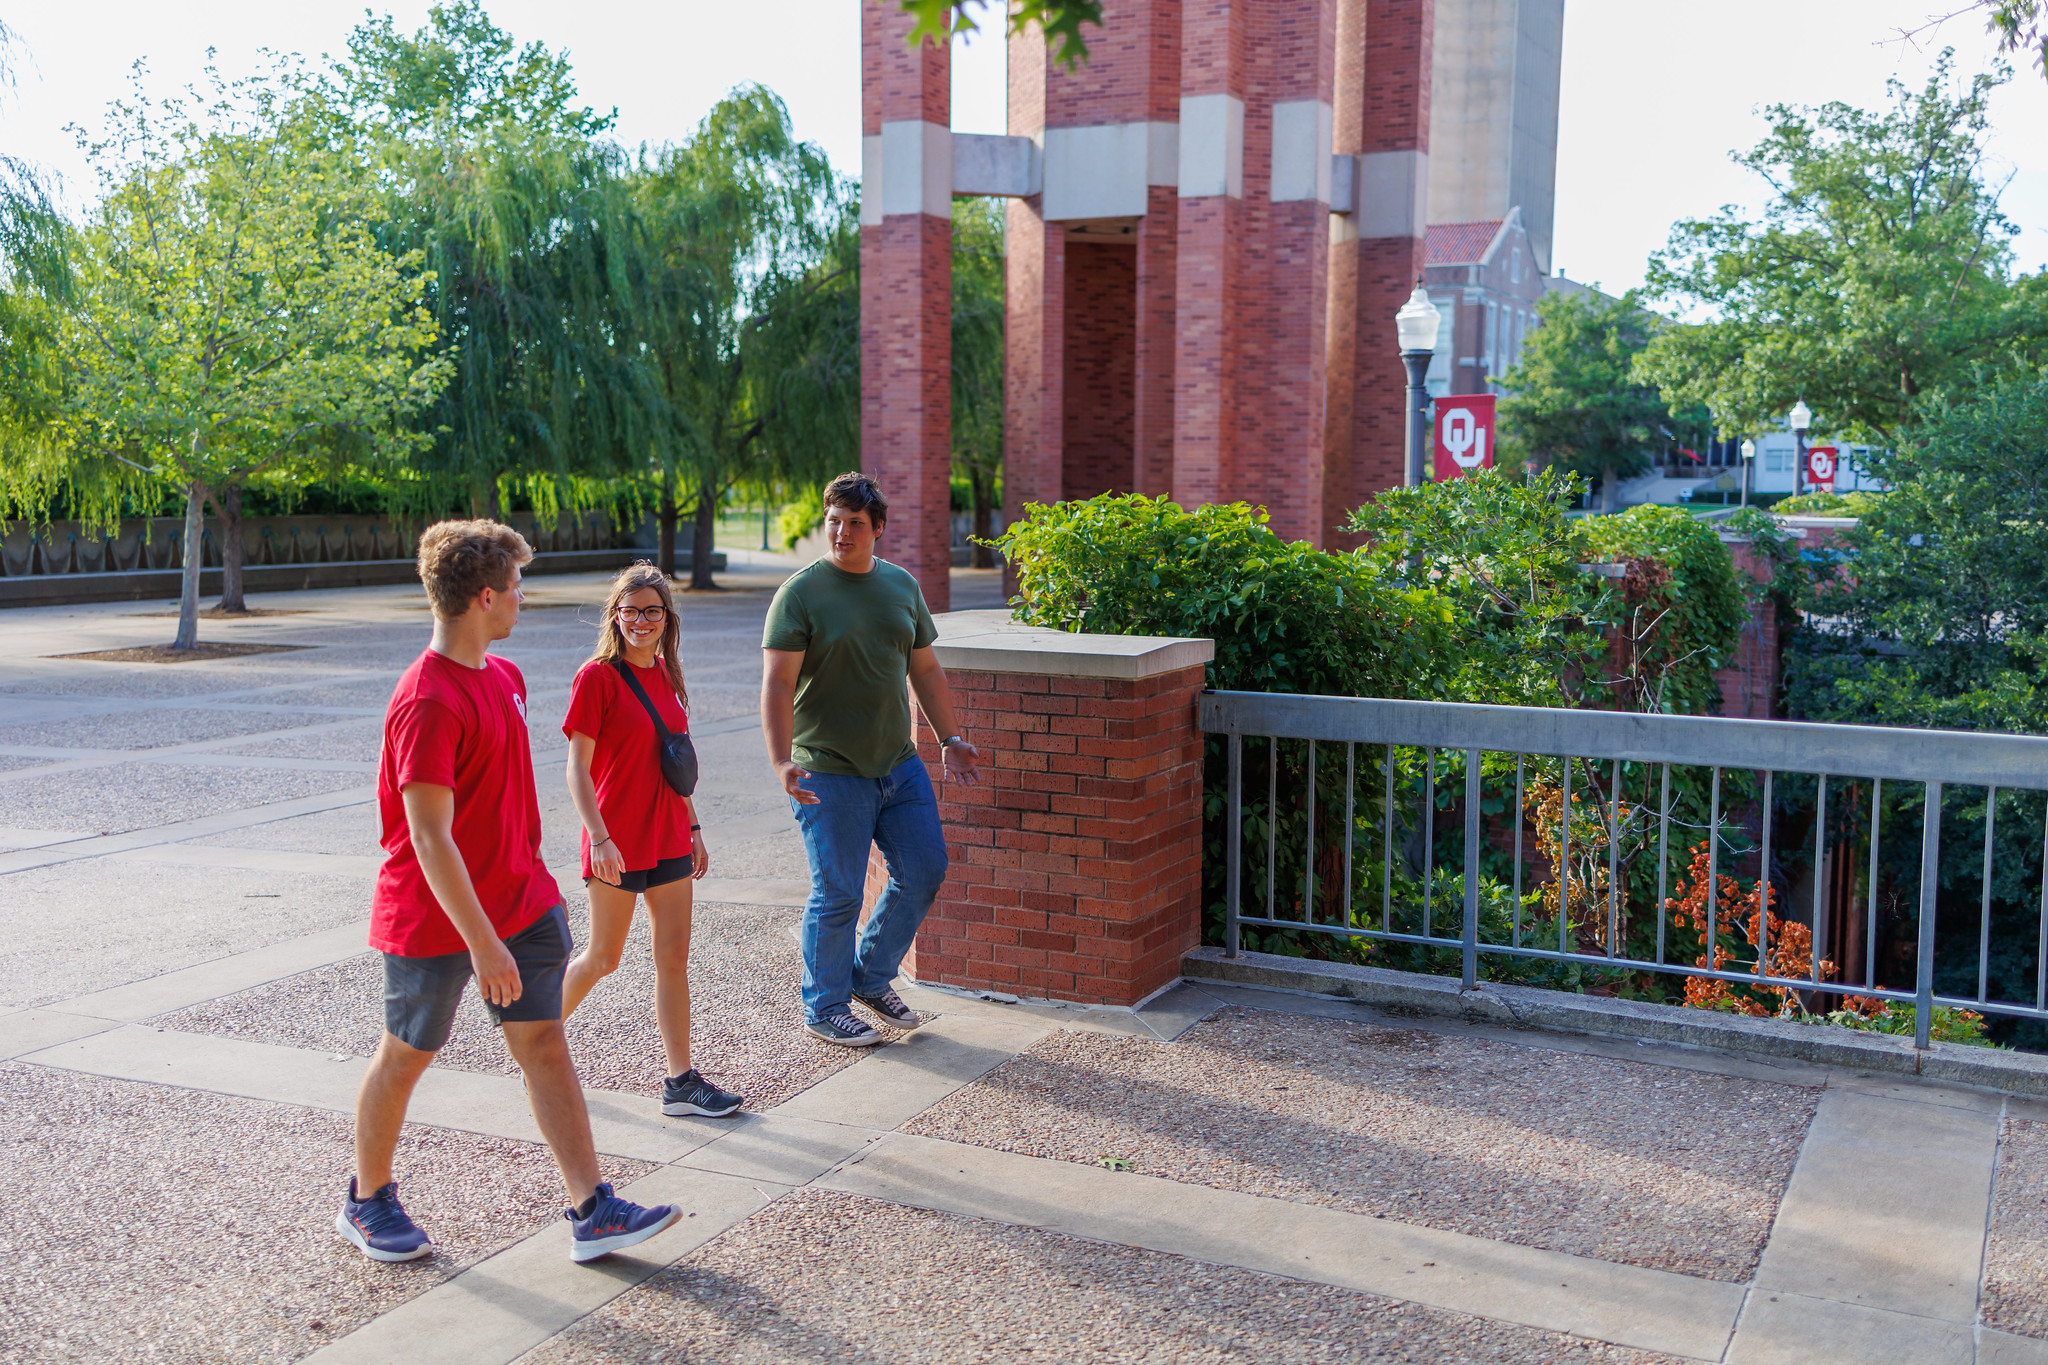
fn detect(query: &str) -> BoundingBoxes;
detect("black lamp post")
[1789,400,1812,498]
[1395,282,1441,487]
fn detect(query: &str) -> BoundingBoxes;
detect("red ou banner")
[1434,394,1497,481]
[1807,445,1838,491]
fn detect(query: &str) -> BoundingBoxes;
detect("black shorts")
[381,903,571,1052]
[590,854,693,893]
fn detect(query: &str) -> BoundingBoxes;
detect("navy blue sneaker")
[336,1178,433,1262]
[803,1010,882,1048]
[662,1069,745,1117]
[854,986,925,1031]
[567,1183,681,1262]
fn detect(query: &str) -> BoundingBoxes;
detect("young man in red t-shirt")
[338,520,678,1265]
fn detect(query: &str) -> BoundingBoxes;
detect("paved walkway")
[1,563,2044,1364]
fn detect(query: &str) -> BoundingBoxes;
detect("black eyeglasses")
[615,605,667,623]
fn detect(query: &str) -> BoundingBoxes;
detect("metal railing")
[1203,691,2048,1049]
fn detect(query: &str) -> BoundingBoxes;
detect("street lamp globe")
[1740,438,1756,463]
[1788,400,1812,434]
[1395,284,1440,354]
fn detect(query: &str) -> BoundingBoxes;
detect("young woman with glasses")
[560,562,742,1118]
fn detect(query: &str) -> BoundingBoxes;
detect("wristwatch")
[941,735,965,748]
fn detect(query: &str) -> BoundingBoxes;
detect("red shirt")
[371,650,560,957]
[562,657,694,878]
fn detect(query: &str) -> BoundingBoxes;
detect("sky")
[2,1,2043,294]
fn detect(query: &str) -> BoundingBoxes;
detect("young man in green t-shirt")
[760,472,983,1046]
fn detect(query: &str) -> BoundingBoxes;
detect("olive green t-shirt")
[761,557,939,778]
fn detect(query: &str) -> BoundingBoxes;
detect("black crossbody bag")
[610,660,699,797]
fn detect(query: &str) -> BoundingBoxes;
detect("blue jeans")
[791,755,949,1023]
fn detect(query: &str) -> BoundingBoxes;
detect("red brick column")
[861,0,953,611]
[866,624,1215,1007]
[1714,539,1783,720]
[1324,0,1433,546]
[1132,184,1180,498]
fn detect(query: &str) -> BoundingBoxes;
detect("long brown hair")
[590,562,687,710]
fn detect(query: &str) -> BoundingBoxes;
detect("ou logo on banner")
[1433,394,1497,482]
[1806,445,1838,491]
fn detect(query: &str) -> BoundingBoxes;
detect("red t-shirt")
[562,658,694,878]
[371,650,561,957]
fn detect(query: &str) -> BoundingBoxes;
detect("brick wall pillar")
[1238,0,1337,546]
[1132,184,1179,498]
[1325,0,1433,546]
[1171,3,1247,513]
[861,1,953,611]
[1714,538,1783,720]
[867,618,1216,1007]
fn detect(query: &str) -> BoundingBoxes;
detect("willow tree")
[952,198,1004,565]
[5,69,444,645]
[627,88,856,588]
[332,3,647,522]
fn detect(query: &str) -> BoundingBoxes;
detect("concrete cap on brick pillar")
[931,609,1214,679]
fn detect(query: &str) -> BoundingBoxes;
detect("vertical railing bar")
[1707,768,1721,958]
[1560,757,1572,954]
[1916,782,1942,1049]
[1812,776,1827,985]
[1424,750,1436,939]
[1226,733,1242,958]
[1981,785,1996,1005]
[1758,770,1773,987]
[1513,755,1525,949]
[1657,763,1671,967]
[2038,794,2048,1012]
[1344,742,1355,929]
[1463,749,1481,989]
[1607,758,1622,958]
[1267,735,1277,919]
[1382,744,1394,934]
[1867,778,1882,991]
[1305,739,1317,926]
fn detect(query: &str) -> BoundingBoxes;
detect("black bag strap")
[610,659,677,741]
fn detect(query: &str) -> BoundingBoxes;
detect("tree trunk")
[211,484,246,613]
[172,481,205,650]
[659,472,678,579]
[689,482,718,591]
[468,471,500,521]
[1600,461,1617,513]
[970,469,996,569]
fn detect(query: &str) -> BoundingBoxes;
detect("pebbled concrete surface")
[523,1188,1686,1365]
[0,1062,652,1365]
[904,1006,1817,1282]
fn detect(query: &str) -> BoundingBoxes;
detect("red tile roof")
[1425,220,1503,267]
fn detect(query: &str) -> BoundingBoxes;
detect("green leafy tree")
[4,68,444,646]
[331,3,643,525]
[1496,290,1706,511]
[1789,369,2048,732]
[1638,54,2045,444]
[626,88,853,588]
[901,0,1104,65]
[1345,467,1613,706]
[953,198,1004,567]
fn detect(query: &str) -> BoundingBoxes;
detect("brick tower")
[860,0,1444,601]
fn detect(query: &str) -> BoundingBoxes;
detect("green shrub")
[993,494,1448,697]
[776,486,823,551]
[1772,489,1882,516]
[1579,503,1751,715]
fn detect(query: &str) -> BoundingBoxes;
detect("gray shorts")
[381,904,571,1052]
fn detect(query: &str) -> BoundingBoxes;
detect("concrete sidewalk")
[1,570,2043,1364]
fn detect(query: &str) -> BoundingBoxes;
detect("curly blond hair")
[416,520,533,619]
